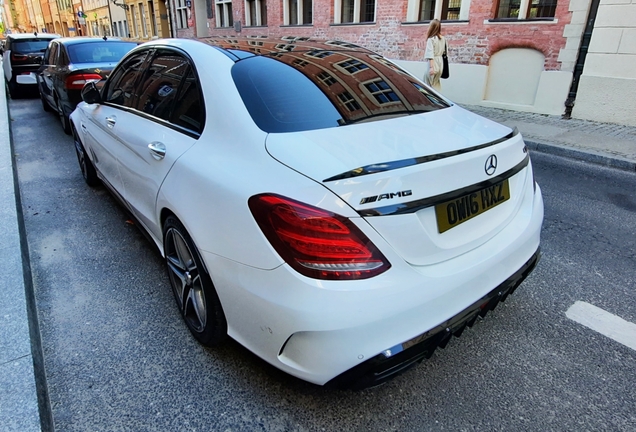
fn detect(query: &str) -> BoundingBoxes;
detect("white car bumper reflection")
[16,73,37,85]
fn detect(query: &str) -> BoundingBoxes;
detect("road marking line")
[566,301,636,351]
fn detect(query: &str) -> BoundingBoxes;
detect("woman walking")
[424,19,446,91]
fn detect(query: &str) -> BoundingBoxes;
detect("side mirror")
[81,81,102,104]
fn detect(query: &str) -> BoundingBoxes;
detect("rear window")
[68,42,138,64]
[12,39,51,54]
[231,51,449,133]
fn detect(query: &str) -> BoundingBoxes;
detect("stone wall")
[572,0,636,126]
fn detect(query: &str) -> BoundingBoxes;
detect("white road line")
[566,301,636,351]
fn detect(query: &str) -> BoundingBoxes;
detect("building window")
[337,0,375,23]
[496,0,520,17]
[131,5,139,37]
[527,0,557,17]
[293,59,309,67]
[496,0,557,18]
[148,1,158,36]
[276,43,296,51]
[282,36,310,42]
[139,3,148,37]
[337,91,361,112]
[407,0,467,22]
[418,0,435,20]
[245,0,267,26]
[305,50,333,58]
[363,79,400,105]
[175,0,188,29]
[285,0,312,25]
[335,58,369,74]
[325,40,359,48]
[443,0,461,19]
[216,0,233,27]
[317,72,336,86]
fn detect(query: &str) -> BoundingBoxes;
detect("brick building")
[171,0,636,125]
[176,0,580,116]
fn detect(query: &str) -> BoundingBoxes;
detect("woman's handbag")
[441,40,450,79]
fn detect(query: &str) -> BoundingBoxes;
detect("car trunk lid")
[265,105,531,266]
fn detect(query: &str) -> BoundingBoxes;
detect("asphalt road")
[10,97,636,431]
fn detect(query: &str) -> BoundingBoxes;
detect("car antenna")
[34,32,38,36]
[103,36,107,41]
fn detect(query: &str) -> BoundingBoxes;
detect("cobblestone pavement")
[463,104,636,168]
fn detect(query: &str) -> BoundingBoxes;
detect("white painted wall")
[395,0,636,124]
[572,0,636,126]
[394,59,572,115]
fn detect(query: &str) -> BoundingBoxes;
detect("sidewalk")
[0,73,45,430]
[464,104,636,172]
[0,89,634,432]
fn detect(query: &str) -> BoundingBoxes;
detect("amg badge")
[360,190,412,205]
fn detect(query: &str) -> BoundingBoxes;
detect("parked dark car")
[37,36,137,133]
[3,33,60,98]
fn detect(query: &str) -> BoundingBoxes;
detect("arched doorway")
[484,48,545,106]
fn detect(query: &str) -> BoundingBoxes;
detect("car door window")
[170,68,204,133]
[58,46,69,67]
[47,43,58,66]
[104,50,149,108]
[135,50,188,121]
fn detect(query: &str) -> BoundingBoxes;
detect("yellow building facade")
[124,0,171,40]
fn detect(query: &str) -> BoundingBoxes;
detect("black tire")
[163,216,227,346]
[56,96,71,135]
[73,127,99,187]
[40,91,53,112]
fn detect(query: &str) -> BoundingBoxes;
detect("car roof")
[199,36,374,60]
[8,33,60,40]
[53,36,137,46]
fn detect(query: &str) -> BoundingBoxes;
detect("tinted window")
[58,45,70,66]
[67,42,137,64]
[46,43,58,65]
[104,51,149,108]
[232,56,342,133]
[12,39,51,54]
[170,68,204,133]
[135,51,188,121]
[231,50,449,133]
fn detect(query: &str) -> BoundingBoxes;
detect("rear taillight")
[249,194,391,280]
[65,73,102,90]
[10,53,28,63]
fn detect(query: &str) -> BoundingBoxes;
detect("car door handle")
[105,116,116,128]
[148,142,166,160]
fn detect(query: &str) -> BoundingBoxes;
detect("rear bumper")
[201,184,543,386]
[326,248,540,389]
[10,66,39,85]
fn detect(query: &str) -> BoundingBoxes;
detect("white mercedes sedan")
[70,37,543,389]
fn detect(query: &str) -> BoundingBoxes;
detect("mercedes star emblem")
[485,155,497,176]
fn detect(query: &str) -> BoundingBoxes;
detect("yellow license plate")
[435,179,510,233]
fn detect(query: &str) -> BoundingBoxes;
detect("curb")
[8,107,55,432]
[525,139,636,173]
[1,69,53,431]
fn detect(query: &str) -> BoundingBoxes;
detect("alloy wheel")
[165,227,207,332]
[74,137,88,180]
